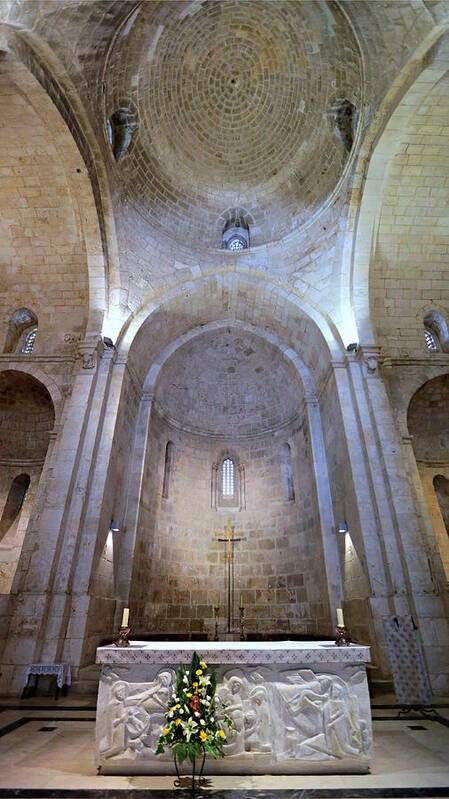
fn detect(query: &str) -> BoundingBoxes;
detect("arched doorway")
[408,374,449,580]
[0,370,55,593]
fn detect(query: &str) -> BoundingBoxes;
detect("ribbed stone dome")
[105,0,362,251]
[153,328,302,438]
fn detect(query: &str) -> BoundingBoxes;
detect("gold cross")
[215,519,244,561]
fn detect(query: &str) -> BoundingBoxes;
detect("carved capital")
[77,335,103,371]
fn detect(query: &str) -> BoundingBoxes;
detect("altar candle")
[336,607,344,627]
[121,607,129,628]
[239,592,244,609]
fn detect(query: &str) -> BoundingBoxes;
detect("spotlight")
[110,520,120,533]
[346,343,358,352]
[103,336,115,349]
[337,522,348,534]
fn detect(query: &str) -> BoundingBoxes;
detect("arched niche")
[408,374,449,580]
[3,309,38,354]
[126,321,333,641]
[0,370,55,593]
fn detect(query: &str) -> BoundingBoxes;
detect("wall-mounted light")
[346,343,358,352]
[103,336,115,349]
[110,520,120,533]
[337,522,348,534]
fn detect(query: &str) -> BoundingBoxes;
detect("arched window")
[424,328,438,351]
[222,458,235,496]
[424,310,449,353]
[162,441,174,499]
[21,326,37,354]
[433,475,449,537]
[212,455,245,509]
[281,442,295,501]
[0,473,30,542]
[4,308,38,354]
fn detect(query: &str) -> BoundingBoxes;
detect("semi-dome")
[104,0,362,251]
[153,327,302,438]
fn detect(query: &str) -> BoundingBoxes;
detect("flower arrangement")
[155,651,233,766]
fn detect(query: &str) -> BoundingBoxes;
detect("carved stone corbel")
[77,336,103,371]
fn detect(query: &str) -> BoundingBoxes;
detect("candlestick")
[213,605,219,642]
[336,607,344,627]
[121,607,129,628]
[239,605,245,641]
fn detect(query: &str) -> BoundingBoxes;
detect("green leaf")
[209,670,217,698]
[176,664,185,697]
[189,651,200,683]
[173,742,187,766]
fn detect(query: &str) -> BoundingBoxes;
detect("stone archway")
[0,370,55,593]
[408,373,449,581]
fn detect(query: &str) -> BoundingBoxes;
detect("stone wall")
[0,61,89,354]
[130,405,330,639]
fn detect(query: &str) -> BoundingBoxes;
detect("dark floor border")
[1,788,449,798]
[372,714,449,728]
[0,716,96,739]
[0,705,97,713]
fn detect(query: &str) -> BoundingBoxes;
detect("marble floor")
[0,694,448,798]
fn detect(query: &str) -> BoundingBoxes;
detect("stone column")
[115,390,153,623]
[0,337,109,693]
[304,393,343,627]
[333,348,449,692]
[59,353,131,670]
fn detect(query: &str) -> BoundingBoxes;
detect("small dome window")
[21,326,37,354]
[222,217,249,251]
[424,328,438,351]
[4,308,38,354]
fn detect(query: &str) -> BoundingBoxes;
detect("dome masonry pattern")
[153,328,302,438]
[105,0,362,250]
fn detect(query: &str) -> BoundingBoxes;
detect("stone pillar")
[0,337,110,694]
[305,393,343,627]
[59,353,130,670]
[333,348,449,692]
[115,390,153,623]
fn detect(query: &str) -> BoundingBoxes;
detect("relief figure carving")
[100,669,175,759]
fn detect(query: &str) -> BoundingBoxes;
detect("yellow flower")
[175,718,181,726]
[200,661,207,669]
[185,692,192,698]
[163,728,170,735]
[176,703,181,708]
[219,730,226,739]
[196,669,203,676]
[200,730,207,742]
[193,682,198,688]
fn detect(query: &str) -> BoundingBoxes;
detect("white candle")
[336,607,344,627]
[121,607,129,628]
[239,593,244,609]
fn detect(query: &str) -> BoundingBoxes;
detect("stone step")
[71,663,101,695]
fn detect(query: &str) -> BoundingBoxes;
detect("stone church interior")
[0,0,449,795]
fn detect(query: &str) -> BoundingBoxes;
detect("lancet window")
[211,455,246,510]
[222,458,234,497]
[281,442,295,502]
[162,441,174,499]
[0,473,30,542]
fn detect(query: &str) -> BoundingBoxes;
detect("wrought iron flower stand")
[173,747,206,793]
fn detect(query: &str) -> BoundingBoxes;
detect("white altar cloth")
[95,640,372,775]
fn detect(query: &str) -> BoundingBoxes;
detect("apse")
[130,327,331,640]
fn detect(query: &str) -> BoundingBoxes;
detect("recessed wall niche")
[129,328,330,639]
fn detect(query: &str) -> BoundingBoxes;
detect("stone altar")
[95,640,372,774]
